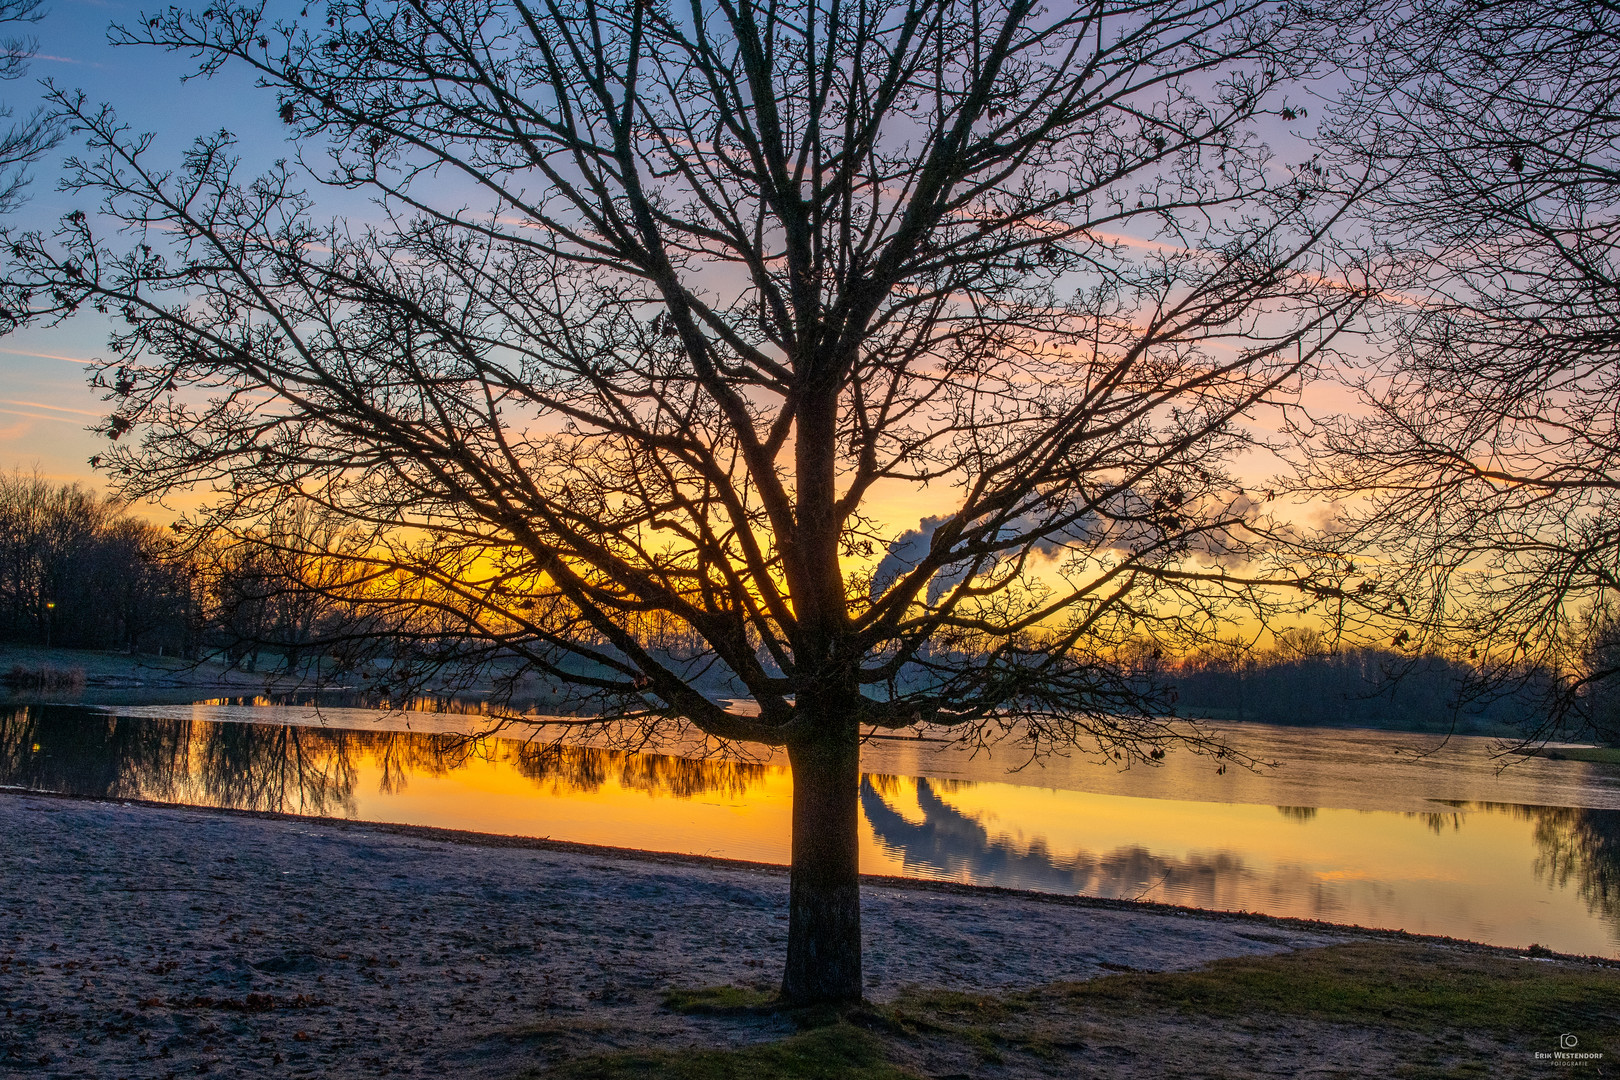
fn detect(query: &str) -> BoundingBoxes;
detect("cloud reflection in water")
[861,774,1259,906]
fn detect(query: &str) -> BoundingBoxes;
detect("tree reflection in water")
[1533,807,1620,931]
[1459,801,1620,934]
[860,774,1253,906]
[511,742,769,798]
[0,705,772,815]
[0,705,363,814]
[861,777,1620,938]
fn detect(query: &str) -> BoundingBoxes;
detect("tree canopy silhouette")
[0,0,59,214]
[1299,0,1620,733]
[7,0,1368,1002]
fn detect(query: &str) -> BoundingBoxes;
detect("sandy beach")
[2,790,1610,1079]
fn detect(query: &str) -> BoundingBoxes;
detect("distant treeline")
[0,471,195,655]
[1167,637,1535,734]
[0,473,1550,738]
[0,475,382,671]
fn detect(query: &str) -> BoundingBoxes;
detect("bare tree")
[0,469,193,653]
[0,0,57,214]
[197,503,373,674]
[10,0,1369,1001]
[1582,614,1620,744]
[1298,0,1620,735]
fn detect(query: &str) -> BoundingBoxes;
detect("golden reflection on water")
[2,705,1617,958]
[863,776,1620,956]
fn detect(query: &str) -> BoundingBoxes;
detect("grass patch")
[880,942,1620,1070]
[2,663,85,690]
[662,986,778,1016]
[533,1023,921,1080]
[506,1019,616,1044]
[1042,943,1620,1042]
[886,987,1026,1028]
[528,943,1620,1078]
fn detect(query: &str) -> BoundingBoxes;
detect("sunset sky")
[0,0,1342,564]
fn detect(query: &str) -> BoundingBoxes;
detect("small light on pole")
[44,601,55,650]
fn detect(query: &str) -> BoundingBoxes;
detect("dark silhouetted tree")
[1299,0,1620,736]
[9,0,1370,1001]
[196,503,373,674]
[0,0,60,215]
[0,470,194,653]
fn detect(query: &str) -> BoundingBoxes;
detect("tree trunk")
[780,724,863,1005]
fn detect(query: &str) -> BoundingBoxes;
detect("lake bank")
[8,701,1620,957]
[0,643,1586,739]
[4,789,1616,1078]
[0,644,290,693]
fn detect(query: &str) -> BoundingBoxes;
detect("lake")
[4,700,1618,957]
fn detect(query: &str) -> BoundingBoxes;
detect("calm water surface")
[4,701,1617,958]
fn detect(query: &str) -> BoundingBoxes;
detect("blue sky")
[1,0,297,489]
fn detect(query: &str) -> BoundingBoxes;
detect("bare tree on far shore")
[7,0,1371,1002]
[0,469,194,654]
[1296,0,1620,738]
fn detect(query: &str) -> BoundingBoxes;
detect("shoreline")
[5,789,1616,1078]
[0,646,1558,739]
[11,785,1614,971]
[0,644,303,693]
